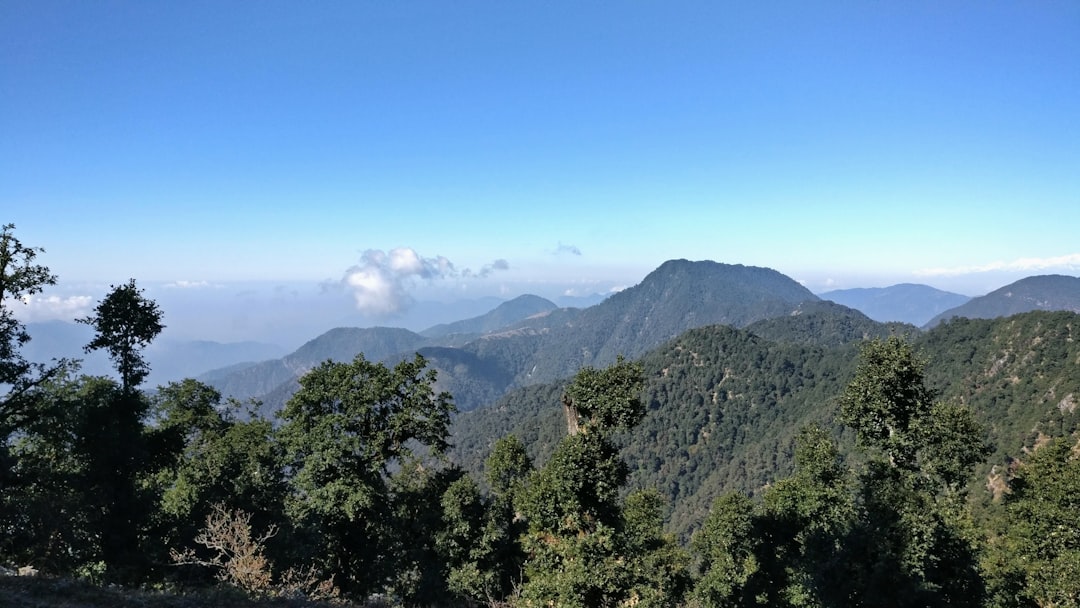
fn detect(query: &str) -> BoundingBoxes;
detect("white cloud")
[914,253,1080,277]
[9,294,95,322]
[342,248,509,316]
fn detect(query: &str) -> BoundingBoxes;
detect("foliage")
[985,437,1080,608]
[277,353,454,599]
[0,224,61,434]
[8,225,1080,607]
[78,278,164,392]
[691,492,760,607]
[171,503,279,594]
[148,380,287,575]
[838,336,936,470]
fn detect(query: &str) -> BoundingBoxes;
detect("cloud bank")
[342,248,509,316]
[9,294,95,322]
[914,253,1080,278]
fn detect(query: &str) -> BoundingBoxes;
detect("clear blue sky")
[3,2,1078,340]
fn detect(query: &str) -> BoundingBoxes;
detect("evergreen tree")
[147,380,287,580]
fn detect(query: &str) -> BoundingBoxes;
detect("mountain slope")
[419,294,558,339]
[924,274,1080,328]
[821,283,970,326]
[481,259,822,386]
[744,300,919,347]
[203,326,427,403]
[205,260,828,414]
[450,310,1080,540]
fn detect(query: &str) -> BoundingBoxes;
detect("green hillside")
[450,310,1080,540]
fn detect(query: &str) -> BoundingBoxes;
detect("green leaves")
[0,224,60,431]
[276,353,455,597]
[839,336,935,470]
[564,355,645,433]
[992,437,1080,608]
[513,359,691,607]
[78,278,164,392]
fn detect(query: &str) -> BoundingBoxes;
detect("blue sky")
[3,2,1078,343]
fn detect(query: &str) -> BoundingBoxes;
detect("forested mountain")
[419,294,557,339]
[743,299,919,347]
[6,221,1080,607]
[450,309,1080,540]
[820,283,971,326]
[201,326,428,407]
[205,260,826,414]
[201,299,559,412]
[925,274,1080,327]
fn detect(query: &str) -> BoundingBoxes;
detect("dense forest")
[2,224,1079,607]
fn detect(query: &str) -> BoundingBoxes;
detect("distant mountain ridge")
[820,283,970,326]
[203,260,826,414]
[925,274,1080,328]
[23,321,285,387]
[420,295,557,339]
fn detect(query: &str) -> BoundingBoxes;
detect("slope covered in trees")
[452,309,1080,541]
[204,259,825,416]
[5,225,1080,607]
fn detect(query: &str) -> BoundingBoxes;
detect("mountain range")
[24,262,1080,427]
[924,274,1080,327]
[20,259,1080,540]
[819,283,970,326]
[195,262,1080,421]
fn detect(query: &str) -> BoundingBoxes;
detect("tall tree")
[0,223,61,432]
[692,492,761,608]
[758,424,856,607]
[440,435,533,605]
[516,357,688,607]
[78,278,164,393]
[277,353,454,598]
[66,279,165,581]
[147,380,287,578]
[837,336,986,607]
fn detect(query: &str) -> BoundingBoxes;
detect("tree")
[692,492,761,608]
[0,370,106,574]
[619,488,691,608]
[0,223,61,433]
[277,353,455,598]
[562,355,646,435]
[440,435,533,605]
[837,336,986,607]
[78,278,164,392]
[514,357,687,607]
[838,336,935,471]
[147,380,287,579]
[758,424,856,607]
[988,437,1080,608]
